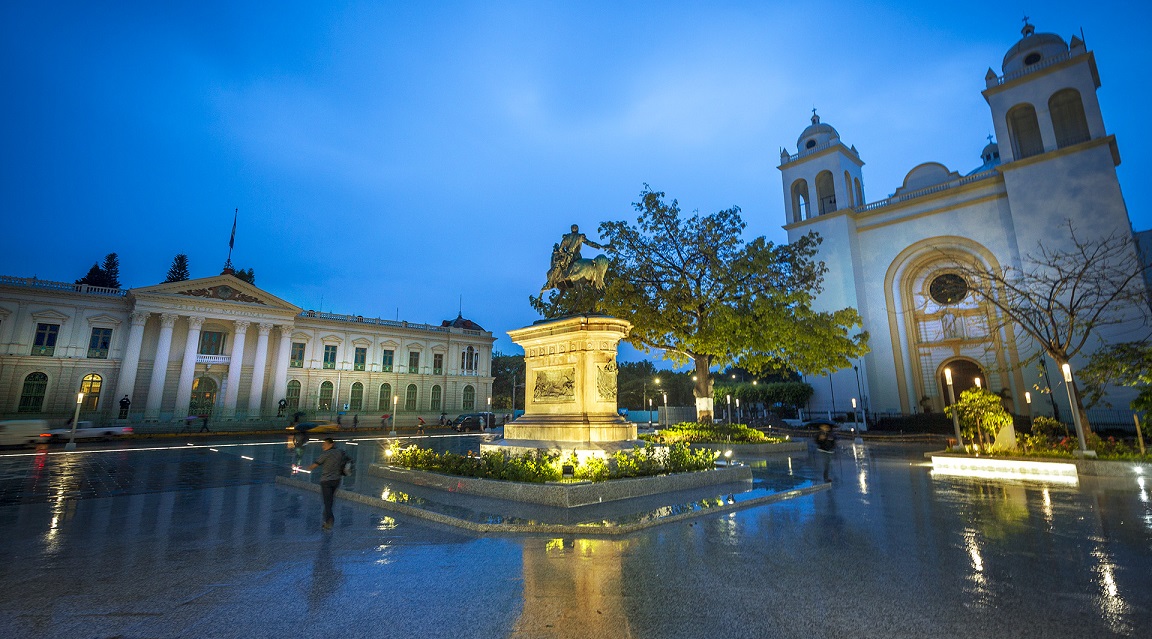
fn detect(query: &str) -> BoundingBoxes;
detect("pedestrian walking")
[118,396,131,419]
[277,398,287,417]
[815,423,836,482]
[292,426,309,466]
[417,416,426,434]
[352,414,358,431]
[336,413,343,428]
[199,415,211,433]
[307,438,350,530]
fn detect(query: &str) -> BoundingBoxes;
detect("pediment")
[131,275,302,314]
[86,313,123,326]
[31,309,70,321]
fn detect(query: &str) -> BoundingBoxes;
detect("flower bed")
[640,422,788,445]
[385,440,716,483]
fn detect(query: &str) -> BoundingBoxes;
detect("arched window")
[815,170,836,215]
[405,384,418,411]
[790,179,810,222]
[190,377,217,415]
[1007,103,1044,159]
[461,346,477,374]
[462,385,476,410]
[379,383,392,410]
[430,385,442,412]
[318,381,333,411]
[18,372,48,413]
[350,382,364,411]
[843,171,854,207]
[286,380,301,410]
[1049,89,1090,149]
[80,373,102,410]
[854,178,864,206]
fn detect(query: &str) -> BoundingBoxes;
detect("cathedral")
[778,21,1147,421]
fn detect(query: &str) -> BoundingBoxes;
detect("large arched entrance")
[938,359,984,406]
[189,377,217,416]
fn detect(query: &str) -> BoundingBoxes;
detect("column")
[144,313,179,419]
[114,312,150,414]
[271,325,293,413]
[172,316,205,420]
[247,322,273,418]
[222,319,250,417]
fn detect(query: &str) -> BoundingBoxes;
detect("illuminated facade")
[0,272,494,422]
[779,22,1145,417]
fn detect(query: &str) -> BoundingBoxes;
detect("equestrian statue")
[539,224,611,298]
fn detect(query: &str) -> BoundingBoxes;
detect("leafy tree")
[233,267,256,285]
[1081,342,1152,412]
[491,352,525,410]
[164,254,191,283]
[944,387,1014,449]
[954,221,1151,434]
[75,263,106,287]
[101,253,121,288]
[598,186,867,422]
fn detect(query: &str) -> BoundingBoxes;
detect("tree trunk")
[693,354,714,424]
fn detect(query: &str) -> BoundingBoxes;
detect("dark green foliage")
[233,267,255,285]
[75,253,121,288]
[640,422,786,445]
[491,352,525,410]
[164,254,190,283]
[712,381,813,408]
[1082,342,1152,412]
[386,440,715,483]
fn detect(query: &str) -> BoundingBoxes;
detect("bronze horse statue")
[540,254,609,298]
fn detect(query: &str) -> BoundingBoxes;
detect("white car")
[41,421,134,442]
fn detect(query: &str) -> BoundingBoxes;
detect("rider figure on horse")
[544,224,609,293]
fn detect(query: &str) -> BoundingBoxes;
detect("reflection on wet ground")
[0,437,1149,638]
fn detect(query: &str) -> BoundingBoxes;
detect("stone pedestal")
[496,315,635,451]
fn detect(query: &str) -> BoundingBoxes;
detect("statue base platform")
[504,315,636,449]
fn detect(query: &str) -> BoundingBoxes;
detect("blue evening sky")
[2,1,1150,361]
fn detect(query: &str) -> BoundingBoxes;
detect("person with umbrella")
[292,423,311,467]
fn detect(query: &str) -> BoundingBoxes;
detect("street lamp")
[648,398,653,428]
[65,392,83,451]
[851,397,858,429]
[944,368,963,452]
[1025,391,1032,423]
[390,395,398,436]
[1062,363,1094,457]
[662,392,668,428]
[853,365,867,427]
[735,398,740,424]
[726,394,732,425]
[485,396,491,430]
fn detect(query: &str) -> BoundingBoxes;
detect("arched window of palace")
[80,373,102,410]
[1007,103,1044,159]
[405,384,418,411]
[854,178,864,206]
[318,381,333,411]
[350,382,364,411]
[379,383,392,410]
[430,385,442,412]
[1049,88,1090,149]
[462,385,476,410]
[286,380,301,410]
[18,372,48,413]
[815,170,836,215]
[843,171,854,207]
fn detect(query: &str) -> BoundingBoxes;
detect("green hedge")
[385,441,717,483]
[640,421,787,445]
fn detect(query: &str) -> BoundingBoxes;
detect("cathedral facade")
[778,22,1146,419]
[0,271,495,423]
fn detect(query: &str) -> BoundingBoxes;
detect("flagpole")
[224,208,237,272]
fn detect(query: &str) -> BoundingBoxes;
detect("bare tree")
[954,220,1150,433]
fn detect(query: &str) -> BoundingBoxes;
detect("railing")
[0,275,127,297]
[87,348,109,359]
[298,310,461,334]
[30,346,54,357]
[195,354,231,365]
[854,169,999,214]
[781,138,860,164]
[992,49,1076,86]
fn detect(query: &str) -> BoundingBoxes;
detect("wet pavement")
[0,436,1149,638]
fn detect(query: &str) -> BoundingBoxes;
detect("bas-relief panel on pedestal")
[533,367,575,402]
[597,361,617,401]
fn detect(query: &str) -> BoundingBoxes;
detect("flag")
[229,209,237,249]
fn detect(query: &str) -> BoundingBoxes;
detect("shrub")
[640,421,786,445]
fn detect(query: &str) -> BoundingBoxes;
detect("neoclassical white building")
[778,21,1147,419]
[0,271,495,423]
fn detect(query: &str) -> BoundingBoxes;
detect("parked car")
[0,419,50,447]
[41,421,133,442]
[452,413,495,432]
